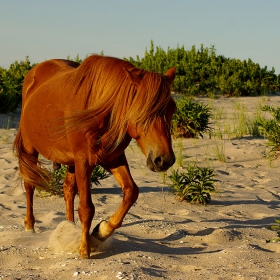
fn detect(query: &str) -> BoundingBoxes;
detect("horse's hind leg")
[63,165,78,222]
[14,127,46,232]
[22,150,39,232]
[24,182,36,231]
[92,153,139,242]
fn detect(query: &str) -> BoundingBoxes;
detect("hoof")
[90,222,114,251]
[79,246,90,259]
[25,229,35,233]
[91,221,107,241]
[80,252,90,259]
[24,226,35,233]
[91,220,113,242]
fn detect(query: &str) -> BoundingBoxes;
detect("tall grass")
[210,101,265,140]
[212,141,226,162]
[0,116,11,144]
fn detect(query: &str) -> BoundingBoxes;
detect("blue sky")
[1,0,280,74]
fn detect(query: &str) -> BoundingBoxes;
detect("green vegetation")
[267,219,280,243]
[210,101,265,140]
[53,164,109,187]
[38,165,110,197]
[66,54,84,64]
[127,40,280,97]
[258,105,280,155]
[174,137,184,167]
[0,57,36,113]
[172,97,212,138]
[168,164,217,205]
[212,141,226,162]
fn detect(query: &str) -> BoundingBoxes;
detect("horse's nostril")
[155,155,175,168]
[154,156,162,166]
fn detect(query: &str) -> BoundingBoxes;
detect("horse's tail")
[13,126,50,189]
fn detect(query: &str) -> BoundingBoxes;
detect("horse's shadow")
[210,195,280,211]
[91,232,220,260]
[91,184,167,195]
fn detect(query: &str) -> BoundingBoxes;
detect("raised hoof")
[91,220,110,242]
[90,221,115,252]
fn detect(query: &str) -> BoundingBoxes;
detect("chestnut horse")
[13,55,176,258]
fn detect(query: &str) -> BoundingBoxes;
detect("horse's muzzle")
[146,151,175,172]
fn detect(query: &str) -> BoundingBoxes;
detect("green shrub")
[66,54,85,64]
[126,40,280,96]
[267,219,280,243]
[0,57,36,113]
[257,105,280,154]
[168,164,217,205]
[171,97,212,138]
[38,165,110,197]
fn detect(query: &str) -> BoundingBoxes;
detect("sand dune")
[0,96,280,279]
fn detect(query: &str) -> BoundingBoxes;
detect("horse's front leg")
[63,165,77,222]
[92,153,139,241]
[75,159,95,259]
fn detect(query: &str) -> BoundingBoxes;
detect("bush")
[171,97,212,138]
[38,165,110,197]
[257,105,280,154]
[267,219,280,243]
[168,164,217,205]
[0,57,36,113]
[126,40,280,96]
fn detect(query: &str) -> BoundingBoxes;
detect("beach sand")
[0,96,280,279]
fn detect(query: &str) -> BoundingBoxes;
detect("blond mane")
[66,55,171,151]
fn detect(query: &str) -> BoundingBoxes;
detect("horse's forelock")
[130,72,171,127]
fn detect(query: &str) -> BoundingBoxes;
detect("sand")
[0,96,280,279]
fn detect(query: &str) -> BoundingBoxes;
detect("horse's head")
[126,67,176,172]
[133,97,176,172]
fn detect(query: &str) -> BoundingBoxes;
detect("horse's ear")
[124,68,142,87]
[164,67,176,84]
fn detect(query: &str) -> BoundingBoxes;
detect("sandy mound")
[49,221,81,253]
[49,220,113,254]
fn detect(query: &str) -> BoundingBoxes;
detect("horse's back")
[22,59,80,104]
